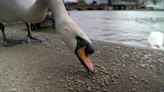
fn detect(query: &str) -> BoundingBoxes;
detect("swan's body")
[0,0,95,72]
[0,0,48,23]
[148,31,164,49]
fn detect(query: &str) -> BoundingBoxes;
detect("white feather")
[148,31,164,49]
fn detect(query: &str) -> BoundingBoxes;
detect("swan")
[148,31,164,49]
[0,0,95,72]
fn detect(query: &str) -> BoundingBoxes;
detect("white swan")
[148,31,164,49]
[0,0,95,72]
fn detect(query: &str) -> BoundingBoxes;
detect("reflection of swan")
[148,31,164,49]
[0,0,94,72]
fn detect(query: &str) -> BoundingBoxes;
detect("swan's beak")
[77,46,94,72]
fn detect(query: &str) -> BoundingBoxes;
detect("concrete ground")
[0,24,164,92]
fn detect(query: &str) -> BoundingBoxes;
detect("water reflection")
[70,11,164,48]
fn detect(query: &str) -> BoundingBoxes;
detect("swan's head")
[75,36,95,72]
[56,19,95,72]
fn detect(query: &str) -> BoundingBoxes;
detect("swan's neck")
[48,0,69,20]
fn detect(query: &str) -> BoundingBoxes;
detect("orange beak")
[77,47,94,72]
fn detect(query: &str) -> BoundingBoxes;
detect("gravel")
[0,24,164,92]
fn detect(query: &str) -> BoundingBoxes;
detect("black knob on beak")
[76,36,94,55]
[86,44,94,54]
